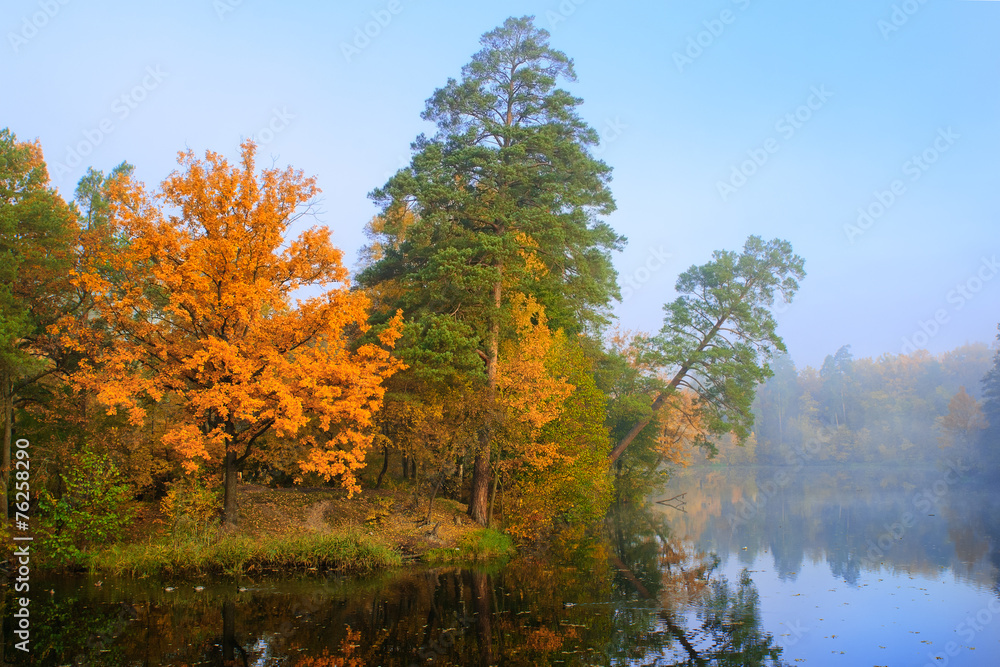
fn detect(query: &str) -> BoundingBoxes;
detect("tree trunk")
[471,571,493,667]
[486,465,499,528]
[609,314,732,464]
[469,438,491,525]
[222,600,236,662]
[840,386,847,428]
[223,450,239,527]
[608,366,688,463]
[1,371,12,521]
[425,472,443,525]
[375,444,389,488]
[469,278,501,525]
[222,419,240,527]
[402,452,409,480]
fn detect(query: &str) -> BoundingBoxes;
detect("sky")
[3,0,998,369]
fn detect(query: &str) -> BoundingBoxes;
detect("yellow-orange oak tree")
[66,141,403,526]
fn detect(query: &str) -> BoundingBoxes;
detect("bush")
[424,528,515,564]
[38,448,136,567]
[160,474,221,534]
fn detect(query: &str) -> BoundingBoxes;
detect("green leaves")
[653,236,805,445]
[39,448,136,567]
[609,236,805,464]
[361,15,622,340]
[0,128,78,377]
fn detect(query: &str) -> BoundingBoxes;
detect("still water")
[9,465,1000,666]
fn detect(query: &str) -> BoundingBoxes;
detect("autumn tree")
[501,311,614,538]
[360,16,622,524]
[937,386,986,458]
[0,128,79,519]
[598,331,710,499]
[608,236,805,464]
[66,141,403,526]
[494,294,574,534]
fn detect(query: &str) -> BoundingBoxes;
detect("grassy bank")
[92,529,402,577]
[424,528,515,564]
[70,485,512,577]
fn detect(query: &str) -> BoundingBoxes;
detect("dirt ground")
[234,483,477,556]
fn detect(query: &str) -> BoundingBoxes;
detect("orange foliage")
[498,295,604,540]
[293,627,364,667]
[524,625,575,652]
[497,293,573,437]
[939,386,986,440]
[652,390,708,467]
[63,141,403,497]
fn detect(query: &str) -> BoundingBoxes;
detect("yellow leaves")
[525,626,570,652]
[293,626,364,667]
[498,294,573,433]
[515,232,548,279]
[298,432,371,497]
[493,295,613,541]
[162,424,217,473]
[653,390,708,468]
[69,141,403,501]
[377,310,405,348]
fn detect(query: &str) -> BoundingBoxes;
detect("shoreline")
[27,484,515,577]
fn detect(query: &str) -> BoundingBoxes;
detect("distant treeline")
[711,339,1000,467]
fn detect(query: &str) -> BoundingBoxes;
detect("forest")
[2,16,998,574]
[705,342,1000,469]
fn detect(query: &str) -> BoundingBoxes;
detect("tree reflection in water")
[20,503,785,666]
[608,502,787,666]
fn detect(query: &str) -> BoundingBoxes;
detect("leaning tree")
[609,236,805,464]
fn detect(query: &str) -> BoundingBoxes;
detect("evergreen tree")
[359,16,622,524]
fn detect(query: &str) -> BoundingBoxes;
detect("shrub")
[38,448,136,567]
[160,474,221,533]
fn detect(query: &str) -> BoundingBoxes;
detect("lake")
[10,464,1000,665]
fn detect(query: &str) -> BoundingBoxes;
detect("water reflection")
[9,466,998,665]
[658,466,1000,589]
[9,512,783,665]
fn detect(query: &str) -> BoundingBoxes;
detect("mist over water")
[16,459,997,665]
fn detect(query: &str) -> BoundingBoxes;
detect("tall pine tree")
[359,16,622,523]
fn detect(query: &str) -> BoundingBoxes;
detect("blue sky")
[3,0,998,368]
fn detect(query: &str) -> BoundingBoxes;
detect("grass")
[91,527,402,577]
[423,528,515,564]
[48,485,516,576]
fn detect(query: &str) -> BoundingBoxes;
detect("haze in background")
[3,0,998,367]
